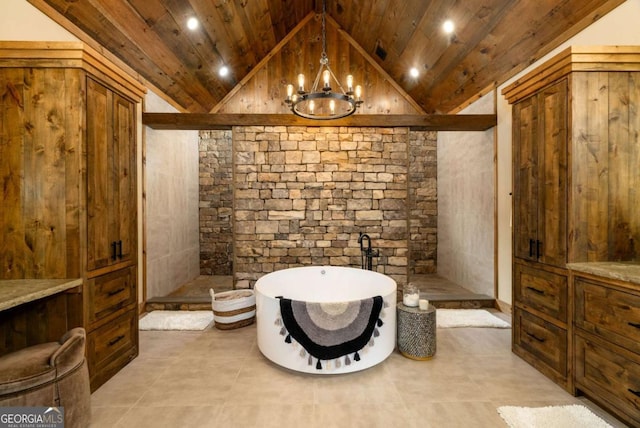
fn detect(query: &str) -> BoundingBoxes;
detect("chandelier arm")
[325,65,348,95]
[311,66,324,92]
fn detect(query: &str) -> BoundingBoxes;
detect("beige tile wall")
[145,92,200,298]
[437,93,495,296]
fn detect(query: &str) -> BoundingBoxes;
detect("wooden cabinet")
[513,80,567,268]
[0,42,145,391]
[574,273,640,426]
[505,46,640,423]
[508,58,570,392]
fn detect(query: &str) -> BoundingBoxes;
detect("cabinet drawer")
[87,266,136,325]
[87,308,138,389]
[575,333,640,425]
[515,263,567,322]
[513,308,567,378]
[575,277,640,354]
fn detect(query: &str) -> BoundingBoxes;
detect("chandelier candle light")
[284,0,363,119]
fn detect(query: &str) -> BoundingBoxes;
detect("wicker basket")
[210,289,256,330]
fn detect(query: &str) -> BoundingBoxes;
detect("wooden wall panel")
[570,72,609,262]
[0,69,83,279]
[570,71,640,262]
[0,292,70,356]
[608,73,632,260]
[215,16,421,115]
[631,73,640,261]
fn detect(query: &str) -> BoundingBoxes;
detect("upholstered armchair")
[0,327,91,428]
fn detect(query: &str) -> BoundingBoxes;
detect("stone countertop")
[567,262,640,285]
[0,278,82,311]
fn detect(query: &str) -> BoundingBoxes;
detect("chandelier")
[284,0,363,119]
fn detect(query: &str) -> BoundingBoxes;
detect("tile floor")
[90,316,626,427]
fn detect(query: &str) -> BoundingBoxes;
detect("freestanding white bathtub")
[255,266,397,374]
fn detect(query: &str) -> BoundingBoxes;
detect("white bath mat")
[498,405,614,428]
[436,309,511,328]
[139,310,213,331]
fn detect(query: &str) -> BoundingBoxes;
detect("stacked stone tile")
[199,127,438,288]
[199,130,233,275]
[408,131,438,274]
[233,126,410,286]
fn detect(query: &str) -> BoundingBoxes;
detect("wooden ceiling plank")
[234,0,276,59]
[340,0,391,54]
[327,16,425,114]
[421,0,624,112]
[381,0,432,60]
[142,112,497,130]
[381,0,459,93]
[88,0,217,111]
[30,0,204,112]
[417,0,515,95]
[160,0,234,100]
[211,0,258,72]
[265,0,288,41]
[209,12,315,113]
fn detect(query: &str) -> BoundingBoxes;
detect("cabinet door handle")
[526,286,545,295]
[628,388,640,398]
[628,322,640,329]
[536,240,542,259]
[529,239,535,258]
[107,287,126,297]
[108,335,125,347]
[111,241,117,260]
[117,240,123,258]
[525,332,546,343]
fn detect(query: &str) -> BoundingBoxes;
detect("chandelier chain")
[321,0,327,57]
[283,0,363,119]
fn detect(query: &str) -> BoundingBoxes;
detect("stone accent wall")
[233,126,409,286]
[408,131,438,274]
[199,130,233,275]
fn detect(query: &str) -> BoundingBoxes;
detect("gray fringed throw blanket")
[277,296,384,370]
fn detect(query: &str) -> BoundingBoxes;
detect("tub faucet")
[358,233,378,270]
[358,233,371,253]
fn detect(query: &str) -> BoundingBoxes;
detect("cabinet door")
[86,78,114,271]
[536,80,567,267]
[113,93,136,265]
[513,96,538,261]
[512,80,567,267]
[86,79,136,271]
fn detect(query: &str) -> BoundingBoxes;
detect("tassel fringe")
[277,297,388,371]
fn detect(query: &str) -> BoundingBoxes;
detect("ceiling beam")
[142,113,496,131]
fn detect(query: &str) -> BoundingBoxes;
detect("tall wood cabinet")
[508,63,571,392]
[0,42,145,391]
[504,46,640,422]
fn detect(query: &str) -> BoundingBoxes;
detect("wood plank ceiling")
[29,0,624,114]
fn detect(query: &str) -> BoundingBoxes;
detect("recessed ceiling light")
[187,17,199,30]
[409,67,419,78]
[443,20,455,34]
[219,66,229,77]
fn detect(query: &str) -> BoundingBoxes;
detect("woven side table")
[397,303,436,360]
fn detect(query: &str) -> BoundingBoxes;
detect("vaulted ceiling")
[29,0,624,114]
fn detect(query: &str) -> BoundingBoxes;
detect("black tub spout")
[358,233,377,270]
